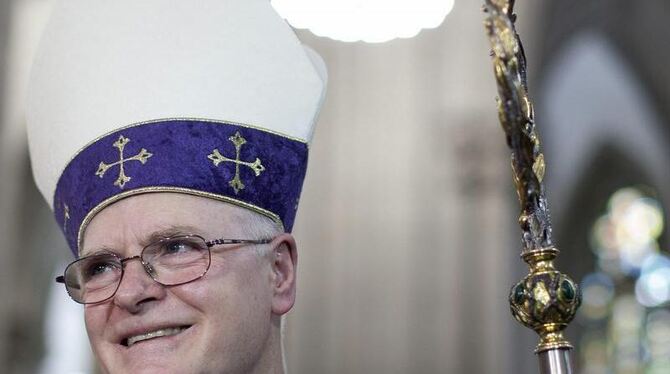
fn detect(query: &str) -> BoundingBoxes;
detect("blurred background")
[1,0,669,373]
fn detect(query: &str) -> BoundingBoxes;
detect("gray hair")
[234,208,283,256]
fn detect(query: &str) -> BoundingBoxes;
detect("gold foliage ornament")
[483,0,581,370]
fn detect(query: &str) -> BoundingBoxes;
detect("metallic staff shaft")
[482,1,582,373]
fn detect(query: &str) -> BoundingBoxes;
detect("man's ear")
[270,233,297,315]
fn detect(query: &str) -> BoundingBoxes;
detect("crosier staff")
[483,1,582,373]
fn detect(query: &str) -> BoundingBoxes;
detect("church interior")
[0,1,668,373]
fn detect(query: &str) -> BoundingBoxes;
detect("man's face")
[81,193,296,373]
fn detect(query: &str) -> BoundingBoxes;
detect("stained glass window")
[578,187,670,373]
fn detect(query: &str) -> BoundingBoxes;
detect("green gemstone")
[513,284,525,304]
[560,280,575,301]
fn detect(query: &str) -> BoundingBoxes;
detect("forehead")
[81,193,249,254]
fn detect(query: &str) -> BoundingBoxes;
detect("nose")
[113,257,166,313]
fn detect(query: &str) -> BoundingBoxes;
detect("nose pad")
[119,257,153,283]
[113,258,167,312]
[122,255,158,279]
[143,262,158,278]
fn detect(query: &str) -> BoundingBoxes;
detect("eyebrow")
[81,224,204,257]
[140,225,204,247]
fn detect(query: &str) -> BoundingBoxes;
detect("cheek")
[176,258,272,320]
[84,304,110,347]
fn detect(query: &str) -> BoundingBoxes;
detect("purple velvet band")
[53,119,308,256]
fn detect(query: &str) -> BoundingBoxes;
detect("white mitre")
[26,0,327,255]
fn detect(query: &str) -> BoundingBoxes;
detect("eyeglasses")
[56,235,271,304]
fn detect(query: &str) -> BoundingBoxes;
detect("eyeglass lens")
[63,236,211,304]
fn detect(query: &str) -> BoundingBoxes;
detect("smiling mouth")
[123,326,191,347]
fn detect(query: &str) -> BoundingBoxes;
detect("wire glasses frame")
[56,235,272,304]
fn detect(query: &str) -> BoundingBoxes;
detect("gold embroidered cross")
[95,135,153,189]
[208,131,265,194]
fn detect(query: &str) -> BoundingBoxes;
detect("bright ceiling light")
[271,0,455,43]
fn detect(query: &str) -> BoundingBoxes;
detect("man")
[26,1,326,373]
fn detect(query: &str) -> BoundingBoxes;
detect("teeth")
[127,327,186,347]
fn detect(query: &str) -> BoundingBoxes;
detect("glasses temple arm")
[205,238,273,247]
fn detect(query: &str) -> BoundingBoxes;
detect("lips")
[121,325,191,347]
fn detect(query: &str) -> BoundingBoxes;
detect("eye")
[160,237,207,256]
[89,262,113,276]
[81,257,120,280]
[145,237,208,264]
[165,240,193,254]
